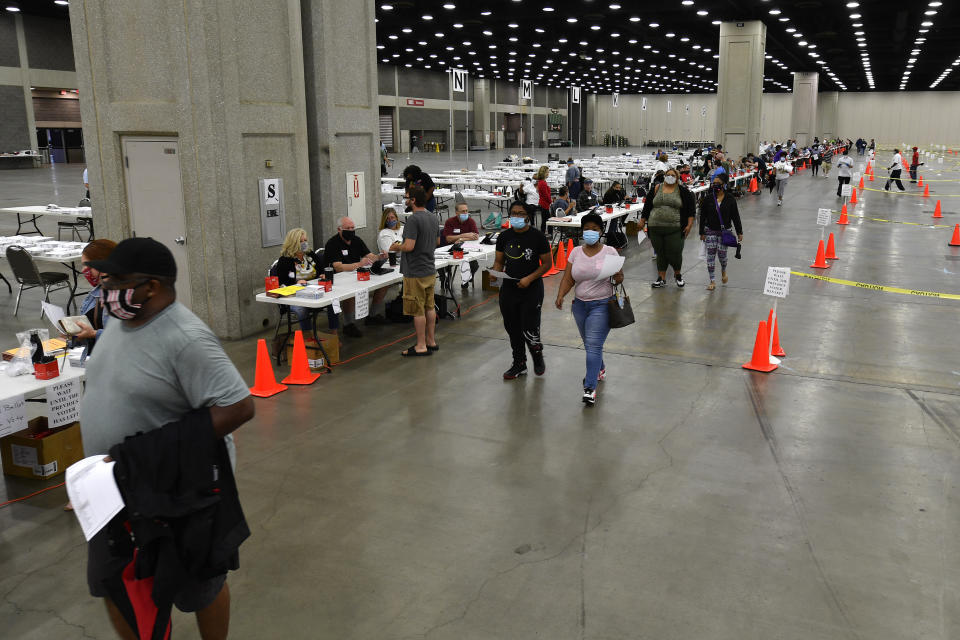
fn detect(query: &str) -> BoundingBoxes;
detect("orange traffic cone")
[742,321,778,372]
[549,240,567,274]
[837,204,849,225]
[933,200,943,219]
[869,169,874,182]
[923,184,930,198]
[566,238,574,259]
[810,239,829,268]
[850,188,858,204]
[749,177,758,193]
[250,339,288,397]
[858,176,865,190]
[949,224,960,246]
[918,175,923,186]
[824,232,838,260]
[282,331,321,385]
[545,242,563,276]
[767,309,786,358]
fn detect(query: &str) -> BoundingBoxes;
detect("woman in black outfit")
[699,172,743,291]
[276,227,322,337]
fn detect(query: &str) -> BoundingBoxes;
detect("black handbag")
[607,283,635,328]
[713,193,739,247]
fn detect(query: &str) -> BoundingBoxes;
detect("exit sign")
[406,98,425,107]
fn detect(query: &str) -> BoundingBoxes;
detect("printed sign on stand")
[47,377,82,429]
[0,395,27,438]
[816,208,832,226]
[763,267,791,298]
[841,184,853,197]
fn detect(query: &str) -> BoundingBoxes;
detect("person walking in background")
[554,212,624,407]
[821,145,834,179]
[492,202,552,379]
[810,145,822,177]
[885,149,906,192]
[699,173,742,291]
[835,151,854,198]
[773,156,793,206]
[565,158,581,200]
[909,146,922,184]
[535,165,553,233]
[639,167,695,288]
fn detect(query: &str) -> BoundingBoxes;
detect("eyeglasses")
[100,275,149,290]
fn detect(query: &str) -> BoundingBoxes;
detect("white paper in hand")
[41,301,65,327]
[486,269,515,280]
[66,456,125,541]
[593,255,625,281]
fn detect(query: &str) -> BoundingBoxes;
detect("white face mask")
[664,175,677,185]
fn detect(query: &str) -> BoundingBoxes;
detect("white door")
[121,137,191,310]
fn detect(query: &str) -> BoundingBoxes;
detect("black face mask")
[713,183,724,193]
[341,229,356,242]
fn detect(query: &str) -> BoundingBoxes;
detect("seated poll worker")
[275,228,323,338]
[378,207,404,254]
[68,238,118,359]
[441,201,481,288]
[323,217,389,336]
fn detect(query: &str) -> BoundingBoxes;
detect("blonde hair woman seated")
[276,227,320,336]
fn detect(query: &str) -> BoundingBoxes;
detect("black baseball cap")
[87,237,177,280]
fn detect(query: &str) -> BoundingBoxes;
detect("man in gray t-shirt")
[79,237,254,639]
[399,185,439,356]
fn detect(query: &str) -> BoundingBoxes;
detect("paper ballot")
[66,456,125,541]
[593,255,625,281]
[486,270,516,280]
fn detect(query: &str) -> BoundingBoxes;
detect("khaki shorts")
[402,275,436,317]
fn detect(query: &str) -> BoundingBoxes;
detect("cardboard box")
[0,417,84,479]
[285,332,340,370]
[482,271,502,292]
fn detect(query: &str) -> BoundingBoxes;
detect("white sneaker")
[582,387,597,406]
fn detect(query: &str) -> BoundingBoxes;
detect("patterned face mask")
[103,283,147,320]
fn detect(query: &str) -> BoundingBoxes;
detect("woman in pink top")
[555,213,624,406]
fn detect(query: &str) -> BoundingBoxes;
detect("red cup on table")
[452,249,464,259]
[357,267,370,281]
[605,205,613,213]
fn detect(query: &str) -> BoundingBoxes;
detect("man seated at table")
[576,178,599,212]
[441,202,481,289]
[323,217,389,336]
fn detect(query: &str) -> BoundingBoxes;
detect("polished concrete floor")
[1,149,960,639]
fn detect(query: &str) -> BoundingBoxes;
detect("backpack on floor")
[481,212,502,229]
[385,297,412,324]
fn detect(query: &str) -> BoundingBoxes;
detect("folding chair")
[6,245,70,316]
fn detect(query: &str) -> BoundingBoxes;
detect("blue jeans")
[572,297,611,391]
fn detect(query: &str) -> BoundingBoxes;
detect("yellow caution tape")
[861,187,960,197]
[829,209,954,228]
[790,271,960,301]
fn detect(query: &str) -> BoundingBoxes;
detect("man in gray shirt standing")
[565,158,581,200]
[80,237,254,639]
[399,185,439,356]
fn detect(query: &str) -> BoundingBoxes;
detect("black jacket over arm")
[639,184,696,230]
[699,192,743,236]
[107,409,249,640]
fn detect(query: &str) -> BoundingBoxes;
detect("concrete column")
[586,93,598,146]
[69,0,313,338]
[791,72,819,146]
[715,21,766,159]
[472,78,491,149]
[13,14,38,154]
[817,90,839,141]
[300,0,380,247]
